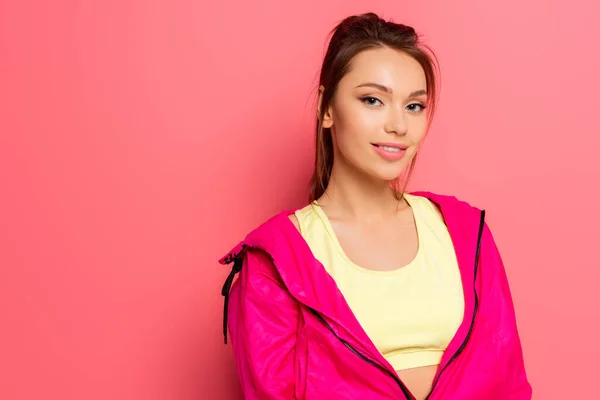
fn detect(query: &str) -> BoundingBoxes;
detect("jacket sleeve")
[481,222,533,399]
[227,248,300,399]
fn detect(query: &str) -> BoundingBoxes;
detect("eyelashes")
[360,96,384,107]
[359,96,427,113]
[406,103,426,113]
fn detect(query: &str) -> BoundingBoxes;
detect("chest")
[330,213,419,272]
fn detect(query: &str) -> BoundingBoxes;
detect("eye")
[360,96,383,107]
[406,103,426,113]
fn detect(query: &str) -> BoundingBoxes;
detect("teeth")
[379,145,400,152]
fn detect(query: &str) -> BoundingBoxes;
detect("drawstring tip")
[222,254,244,347]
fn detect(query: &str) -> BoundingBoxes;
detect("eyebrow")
[354,83,427,97]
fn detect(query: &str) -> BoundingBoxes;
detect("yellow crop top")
[294,193,464,371]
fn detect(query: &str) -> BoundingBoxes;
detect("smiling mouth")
[374,145,401,153]
[372,143,407,153]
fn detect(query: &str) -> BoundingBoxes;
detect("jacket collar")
[220,191,484,366]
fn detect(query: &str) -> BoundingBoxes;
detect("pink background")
[1,1,598,399]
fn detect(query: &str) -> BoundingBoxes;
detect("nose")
[384,108,408,136]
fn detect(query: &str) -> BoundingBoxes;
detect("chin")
[368,166,407,183]
[383,159,412,178]
[347,152,412,183]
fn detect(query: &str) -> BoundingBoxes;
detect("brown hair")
[308,12,440,203]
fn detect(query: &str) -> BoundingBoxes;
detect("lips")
[371,143,408,151]
[371,142,408,161]
[374,144,402,153]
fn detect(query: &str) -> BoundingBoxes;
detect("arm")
[227,248,300,399]
[481,223,532,399]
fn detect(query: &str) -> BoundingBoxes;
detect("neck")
[317,158,407,222]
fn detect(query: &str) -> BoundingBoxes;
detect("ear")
[317,85,334,129]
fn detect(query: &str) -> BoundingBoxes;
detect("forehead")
[340,47,427,92]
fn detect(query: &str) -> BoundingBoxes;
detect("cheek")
[408,117,428,145]
[335,105,381,147]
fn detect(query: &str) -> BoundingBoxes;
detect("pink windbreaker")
[220,192,532,399]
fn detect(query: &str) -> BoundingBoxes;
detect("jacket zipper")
[424,209,486,400]
[222,210,486,398]
[223,248,411,398]
[308,308,414,400]
[309,209,486,400]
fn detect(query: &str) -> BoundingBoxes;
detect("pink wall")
[1,0,598,399]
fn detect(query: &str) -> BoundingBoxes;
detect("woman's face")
[320,47,429,182]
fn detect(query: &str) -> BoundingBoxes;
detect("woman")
[220,12,531,400]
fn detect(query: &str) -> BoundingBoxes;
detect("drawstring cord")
[221,246,246,344]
